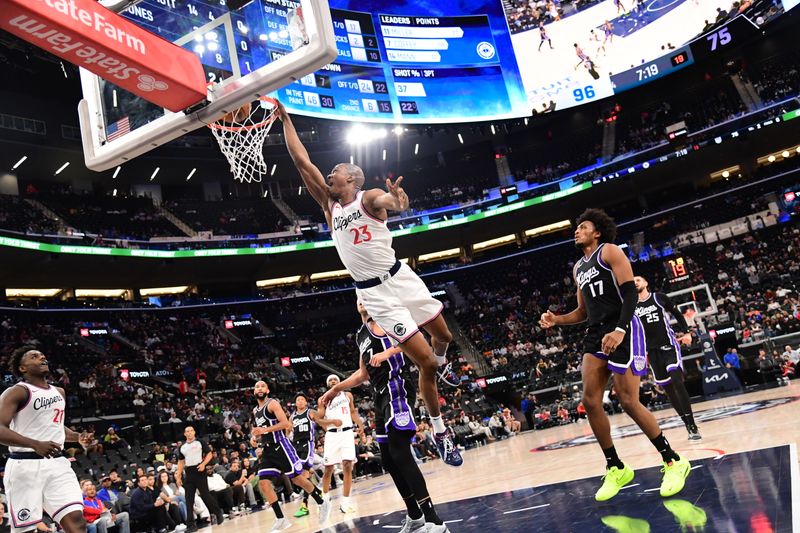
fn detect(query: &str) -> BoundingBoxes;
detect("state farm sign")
[0,0,206,111]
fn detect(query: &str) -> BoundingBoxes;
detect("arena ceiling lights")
[75,289,127,298]
[139,286,190,296]
[5,288,63,298]
[472,234,516,252]
[345,124,388,145]
[524,220,571,237]
[309,268,350,281]
[256,275,302,288]
[417,248,460,264]
[757,145,798,166]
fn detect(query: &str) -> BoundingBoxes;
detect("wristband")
[614,327,626,334]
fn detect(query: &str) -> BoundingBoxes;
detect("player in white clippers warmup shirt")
[0,346,90,533]
[318,375,364,514]
[278,102,463,468]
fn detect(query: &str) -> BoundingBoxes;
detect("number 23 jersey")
[330,190,397,282]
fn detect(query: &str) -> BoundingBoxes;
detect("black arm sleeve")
[616,281,638,330]
[656,293,689,331]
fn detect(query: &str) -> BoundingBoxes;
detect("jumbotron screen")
[118,0,786,123]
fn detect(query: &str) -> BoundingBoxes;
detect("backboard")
[78,0,336,171]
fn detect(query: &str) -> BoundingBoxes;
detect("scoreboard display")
[116,0,775,124]
[664,255,691,284]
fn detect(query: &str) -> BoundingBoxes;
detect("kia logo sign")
[476,378,487,389]
[705,374,728,383]
[280,357,291,367]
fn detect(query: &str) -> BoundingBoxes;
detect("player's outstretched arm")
[540,271,587,328]
[365,176,409,214]
[0,386,60,457]
[275,101,331,211]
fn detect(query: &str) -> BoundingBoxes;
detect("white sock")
[430,415,446,434]
[434,354,446,366]
[341,496,351,506]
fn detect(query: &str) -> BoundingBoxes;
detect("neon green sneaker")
[595,463,635,501]
[662,499,707,531]
[601,515,651,533]
[660,456,691,497]
[293,504,309,517]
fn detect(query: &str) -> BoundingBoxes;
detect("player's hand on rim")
[601,330,625,354]
[274,100,288,122]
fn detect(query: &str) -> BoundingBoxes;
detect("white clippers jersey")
[330,190,396,282]
[324,392,353,429]
[9,383,66,453]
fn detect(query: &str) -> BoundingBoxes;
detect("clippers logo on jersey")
[17,509,31,522]
[393,324,407,336]
[330,191,396,282]
[332,209,364,231]
[576,266,600,288]
[33,394,63,411]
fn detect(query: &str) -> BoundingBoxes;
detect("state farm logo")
[120,369,129,381]
[475,378,487,389]
[280,357,291,367]
[137,74,168,92]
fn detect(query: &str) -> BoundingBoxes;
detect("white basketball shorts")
[5,456,83,532]
[322,430,357,466]
[355,262,444,344]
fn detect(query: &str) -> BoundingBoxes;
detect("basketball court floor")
[216,385,799,532]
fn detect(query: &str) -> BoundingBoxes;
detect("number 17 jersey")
[330,190,396,282]
[575,243,622,327]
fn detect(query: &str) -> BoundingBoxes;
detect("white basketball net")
[209,97,278,183]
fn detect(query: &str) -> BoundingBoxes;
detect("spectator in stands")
[82,481,131,533]
[204,464,238,517]
[97,474,130,514]
[129,474,173,532]
[501,408,521,434]
[468,415,494,443]
[223,460,257,511]
[355,436,383,477]
[783,345,800,365]
[757,349,781,385]
[723,348,742,382]
[488,413,508,439]
[155,470,187,523]
[102,427,128,450]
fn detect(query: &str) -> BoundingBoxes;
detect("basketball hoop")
[208,96,278,183]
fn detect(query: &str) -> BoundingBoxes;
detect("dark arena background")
[0,0,799,532]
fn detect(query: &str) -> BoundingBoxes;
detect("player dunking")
[539,209,691,501]
[277,101,463,467]
[320,300,449,533]
[634,276,701,440]
[0,346,90,533]
[250,381,329,531]
[317,375,364,514]
[538,22,553,51]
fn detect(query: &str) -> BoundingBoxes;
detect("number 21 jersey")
[330,190,396,282]
[9,382,66,453]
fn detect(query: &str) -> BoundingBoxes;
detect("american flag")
[106,117,130,141]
